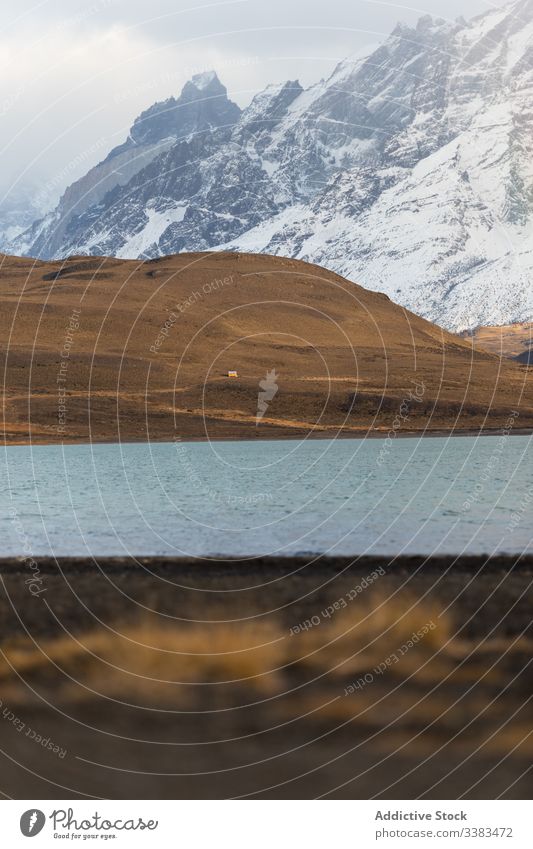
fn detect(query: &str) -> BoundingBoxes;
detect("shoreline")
[3,426,533,448]
[3,552,532,573]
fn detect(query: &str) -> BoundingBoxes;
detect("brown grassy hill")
[463,321,533,359]
[1,251,532,444]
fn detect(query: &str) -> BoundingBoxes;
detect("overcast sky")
[0,0,502,208]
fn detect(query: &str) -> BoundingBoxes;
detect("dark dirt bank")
[2,553,533,639]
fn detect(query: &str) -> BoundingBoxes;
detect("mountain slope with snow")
[10,0,533,330]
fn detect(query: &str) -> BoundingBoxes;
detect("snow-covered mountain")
[0,182,49,245]
[10,0,533,330]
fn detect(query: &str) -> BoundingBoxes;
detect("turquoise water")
[2,436,532,557]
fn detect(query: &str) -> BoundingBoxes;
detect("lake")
[2,435,532,557]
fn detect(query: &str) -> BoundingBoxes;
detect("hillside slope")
[1,252,532,445]
[465,321,533,358]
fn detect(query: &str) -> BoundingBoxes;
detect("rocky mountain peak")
[239,80,303,127]
[390,13,456,43]
[416,14,447,33]
[182,70,228,100]
[9,0,533,332]
[124,71,240,148]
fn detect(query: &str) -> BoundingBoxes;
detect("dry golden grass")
[464,321,533,358]
[0,620,286,706]
[2,251,533,444]
[0,593,445,695]
[294,593,448,678]
[3,593,529,724]
[0,592,531,781]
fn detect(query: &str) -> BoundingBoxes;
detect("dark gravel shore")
[2,553,532,639]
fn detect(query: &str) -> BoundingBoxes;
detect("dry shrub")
[290,591,449,678]
[0,593,531,759]
[0,621,285,706]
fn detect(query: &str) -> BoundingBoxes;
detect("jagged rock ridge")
[10,0,533,331]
